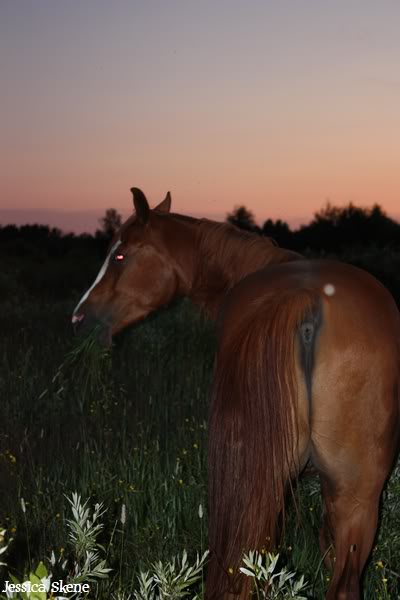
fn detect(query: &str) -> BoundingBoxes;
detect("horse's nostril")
[72,313,85,334]
[72,313,85,325]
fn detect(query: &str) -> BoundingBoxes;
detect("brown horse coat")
[208,259,399,599]
[72,189,400,600]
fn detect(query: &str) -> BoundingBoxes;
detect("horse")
[72,188,400,600]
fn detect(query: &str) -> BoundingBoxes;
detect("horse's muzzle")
[72,311,112,346]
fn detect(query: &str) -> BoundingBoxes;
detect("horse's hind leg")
[310,288,400,598]
[312,380,398,598]
[319,474,383,600]
[319,479,335,571]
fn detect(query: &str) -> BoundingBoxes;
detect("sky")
[1,1,400,233]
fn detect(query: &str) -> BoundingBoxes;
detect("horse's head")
[72,187,181,344]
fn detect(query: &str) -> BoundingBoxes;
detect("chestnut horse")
[72,188,400,599]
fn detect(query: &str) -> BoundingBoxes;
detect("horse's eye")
[114,253,125,262]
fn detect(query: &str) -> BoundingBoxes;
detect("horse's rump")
[207,259,400,599]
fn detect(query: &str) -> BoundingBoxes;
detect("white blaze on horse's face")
[72,239,122,321]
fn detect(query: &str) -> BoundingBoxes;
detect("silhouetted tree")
[226,206,260,233]
[262,218,294,247]
[0,224,72,258]
[96,208,122,241]
[294,202,400,251]
[0,225,19,242]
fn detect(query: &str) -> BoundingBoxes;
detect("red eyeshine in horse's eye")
[114,253,125,261]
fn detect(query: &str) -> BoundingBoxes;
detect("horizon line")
[1,204,399,236]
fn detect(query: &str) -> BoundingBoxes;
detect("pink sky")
[1,2,399,233]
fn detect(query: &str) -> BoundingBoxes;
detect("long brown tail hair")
[207,287,321,598]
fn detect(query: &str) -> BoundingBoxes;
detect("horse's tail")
[207,287,322,598]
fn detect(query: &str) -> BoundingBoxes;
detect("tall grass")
[0,292,399,598]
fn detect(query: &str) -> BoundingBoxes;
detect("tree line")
[227,202,400,251]
[0,203,399,259]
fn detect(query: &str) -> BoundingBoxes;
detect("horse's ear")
[131,187,150,224]
[154,191,171,214]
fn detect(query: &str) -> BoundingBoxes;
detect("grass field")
[0,251,399,598]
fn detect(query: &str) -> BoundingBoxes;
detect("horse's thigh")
[310,357,398,489]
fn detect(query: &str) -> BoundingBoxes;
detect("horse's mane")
[185,217,300,315]
[196,219,294,282]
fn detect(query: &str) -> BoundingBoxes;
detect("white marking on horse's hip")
[72,239,122,318]
[323,283,335,296]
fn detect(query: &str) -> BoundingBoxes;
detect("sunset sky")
[1,1,400,233]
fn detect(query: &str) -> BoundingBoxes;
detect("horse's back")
[221,258,400,367]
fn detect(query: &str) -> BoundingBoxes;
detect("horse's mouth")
[97,325,113,347]
[72,314,113,347]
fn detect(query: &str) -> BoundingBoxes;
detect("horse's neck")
[182,218,301,317]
